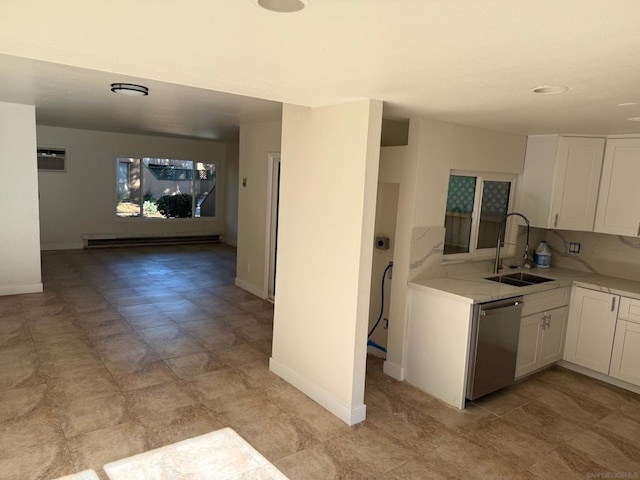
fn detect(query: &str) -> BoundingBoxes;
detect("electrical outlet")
[569,242,581,254]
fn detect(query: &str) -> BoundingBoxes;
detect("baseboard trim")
[383,360,404,381]
[557,360,640,395]
[269,357,366,426]
[367,346,386,359]
[234,278,267,300]
[0,283,43,296]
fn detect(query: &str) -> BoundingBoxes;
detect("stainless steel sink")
[485,272,555,287]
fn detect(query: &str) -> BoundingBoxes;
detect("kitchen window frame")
[443,170,520,262]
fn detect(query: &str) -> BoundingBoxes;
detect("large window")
[116,157,216,219]
[444,172,515,255]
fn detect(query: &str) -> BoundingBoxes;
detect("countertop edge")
[408,282,476,304]
[409,268,640,303]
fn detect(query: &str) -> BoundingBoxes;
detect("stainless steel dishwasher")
[466,296,524,401]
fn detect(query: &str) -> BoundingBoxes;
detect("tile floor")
[0,244,639,480]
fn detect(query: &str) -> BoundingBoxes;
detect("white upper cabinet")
[520,136,605,231]
[551,137,605,231]
[594,138,640,236]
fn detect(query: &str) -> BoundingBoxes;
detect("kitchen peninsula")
[405,266,640,409]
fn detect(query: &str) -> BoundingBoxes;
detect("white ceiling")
[0,54,282,141]
[1,0,640,140]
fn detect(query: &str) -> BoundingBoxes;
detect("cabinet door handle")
[637,222,640,236]
[541,313,549,329]
[611,297,616,312]
[554,214,559,228]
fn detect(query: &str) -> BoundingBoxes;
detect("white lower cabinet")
[609,320,640,385]
[609,297,640,386]
[516,288,569,379]
[564,286,619,374]
[516,314,543,377]
[539,307,569,365]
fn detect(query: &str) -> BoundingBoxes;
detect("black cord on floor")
[368,262,393,339]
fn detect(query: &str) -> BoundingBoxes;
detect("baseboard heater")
[83,234,221,248]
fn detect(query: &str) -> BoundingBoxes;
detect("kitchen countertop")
[409,266,640,304]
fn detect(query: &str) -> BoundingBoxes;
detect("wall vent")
[37,147,66,172]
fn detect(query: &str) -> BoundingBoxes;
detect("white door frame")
[264,152,281,301]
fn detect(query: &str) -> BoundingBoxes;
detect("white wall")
[235,120,282,298]
[36,126,229,250]
[367,182,399,356]
[378,125,422,380]
[0,102,42,295]
[382,119,527,379]
[224,143,240,246]
[270,100,383,425]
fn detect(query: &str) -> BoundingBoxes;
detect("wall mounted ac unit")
[37,147,66,172]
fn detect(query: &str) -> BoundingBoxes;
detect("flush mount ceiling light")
[531,85,569,95]
[257,0,306,13]
[110,83,149,96]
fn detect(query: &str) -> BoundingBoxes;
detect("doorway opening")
[367,182,399,358]
[266,153,281,301]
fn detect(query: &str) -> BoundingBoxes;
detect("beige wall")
[270,100,383,425]
[236,120,282,297]
[447,122,526,174]
[368,182,399,355]
[382,119,527,377]
[0,102,42,295]
[224,143,240,247]
[378,122,422,379]
[36,126,229,250]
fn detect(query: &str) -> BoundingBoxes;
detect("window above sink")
[444,170,519,261]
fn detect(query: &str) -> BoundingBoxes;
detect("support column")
[0,102,42,295]
[270,99,383,425]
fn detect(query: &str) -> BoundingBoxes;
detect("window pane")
[444,175,476,254]
[194,163,216,218]
[143,158,194,218]
[116,158,141,217]
[477,180,511,249]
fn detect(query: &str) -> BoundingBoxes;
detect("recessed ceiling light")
[618,102,638,107]
[257,0,306,13]
[110,83,149,96]
[531,85,569,95]
[627,117,640,122]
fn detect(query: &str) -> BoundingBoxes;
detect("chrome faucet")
[493,212,532,274]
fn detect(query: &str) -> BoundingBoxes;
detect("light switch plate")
[569,242,581,253]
